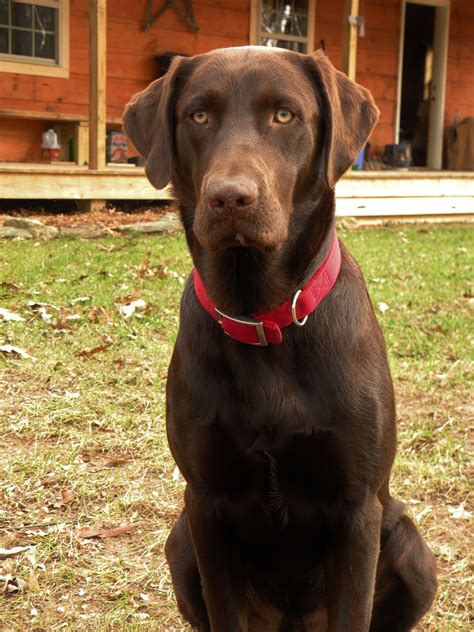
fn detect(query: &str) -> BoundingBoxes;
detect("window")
[250,0,315,53]
[0,0,69,77]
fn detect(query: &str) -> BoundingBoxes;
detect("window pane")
[34,6,56,32]
[261,1,309,38]
[0,26,8,53]
[11,28,32,55]
[12,2,33,28]
[35,31,55,59]
[0,0,8,26]
[261,37,306,53]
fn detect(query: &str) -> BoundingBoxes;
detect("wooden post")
[89,0,106,170]
[343,0,359,81]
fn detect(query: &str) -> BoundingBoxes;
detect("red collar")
[193,231,341,346]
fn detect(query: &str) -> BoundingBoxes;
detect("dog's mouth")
[193,208,288,253]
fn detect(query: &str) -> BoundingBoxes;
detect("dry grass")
[0,225,472,630]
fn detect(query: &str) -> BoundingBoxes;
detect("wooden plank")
[89,0,107,171]
[77,122,89,166]
[0,108,88,122]
[0,170,171,200]
[336,196,474,217]
[342,0,359,80]
[337,175,474,198]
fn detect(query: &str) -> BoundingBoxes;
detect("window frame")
[250,0,316,53]
[0,0,69,78]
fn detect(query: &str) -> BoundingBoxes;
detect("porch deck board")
[0,163,472,218]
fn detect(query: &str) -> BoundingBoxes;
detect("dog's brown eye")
[274,108,294,124]
[191,110,208,125]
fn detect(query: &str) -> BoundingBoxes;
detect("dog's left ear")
[123,57,183,190]
[306,51,380,188]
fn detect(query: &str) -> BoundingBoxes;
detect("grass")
[0,224,472,631]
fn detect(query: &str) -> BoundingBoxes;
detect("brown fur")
[124,47,437,632]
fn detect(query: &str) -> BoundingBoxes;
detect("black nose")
[206,177,258,212]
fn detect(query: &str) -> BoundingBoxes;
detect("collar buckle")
[215,308,268,346]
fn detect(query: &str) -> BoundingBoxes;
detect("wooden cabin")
[0,0,473,219]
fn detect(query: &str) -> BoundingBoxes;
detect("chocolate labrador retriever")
[124,47,437,631]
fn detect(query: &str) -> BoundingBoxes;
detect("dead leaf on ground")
[77,523,134,539]
[52,317,72,331]
[120,299,147,319]
[90,421,114,433]
[87,306,113,324]
[75,341,113,358]
[448,503,472,520]
[0,546,30,560]
[0,307,25,322]
[28,300,59,312]
[54,489,73,507]
[98,242,128,253]
[104,456,133,467]
[0,281,22,292]
[0,574,27,594]
[0,344,34,359]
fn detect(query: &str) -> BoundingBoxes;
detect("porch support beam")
[343,0,359,81]
[89,0,107,170]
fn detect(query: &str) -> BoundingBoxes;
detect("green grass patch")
[0,225,472,630]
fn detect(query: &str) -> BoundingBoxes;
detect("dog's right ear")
[123,57,183,190]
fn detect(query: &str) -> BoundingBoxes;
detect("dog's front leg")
[325,497,382,632]
[185,486,248,632]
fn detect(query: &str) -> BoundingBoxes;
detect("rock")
[0,226,33,240]
[59,225,108,239]
[116,213,181,235]
[3,217,58,240]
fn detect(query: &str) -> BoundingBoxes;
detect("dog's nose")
[206,177,258,212]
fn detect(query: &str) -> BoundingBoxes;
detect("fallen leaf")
[104,456,133,467]
[56,489,73,507]
[77,524,103,539]
[52,317,72,331]
[448,503,472,520]
[0,574,27,594]
[28,300,59,312]
[0,546,30,560]
[78,523,134,539]
[75,342,113,358]
[38,306,53,321]
[87,306,113,324]
[0,344,33,359]
[100,524,134,538]
[120,299,147,319]
[0,307,25,322]
[0,281,22,291]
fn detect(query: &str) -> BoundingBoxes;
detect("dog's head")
[124,47,378,253]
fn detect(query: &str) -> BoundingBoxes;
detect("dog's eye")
[191,110,208,125]
[274,108,294,124]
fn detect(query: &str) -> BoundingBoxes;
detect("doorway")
[396,0,450,169]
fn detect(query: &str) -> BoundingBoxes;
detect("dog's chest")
[197,414,348,528]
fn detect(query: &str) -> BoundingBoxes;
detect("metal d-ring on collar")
[291,289,308,327]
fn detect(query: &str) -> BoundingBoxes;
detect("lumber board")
[336,175,474,198]
[343,0,359,80]
[2,170,171,200]
[336,197,474,217]
[89,0,107,171]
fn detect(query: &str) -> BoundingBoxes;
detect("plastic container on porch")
[41,129,61,162]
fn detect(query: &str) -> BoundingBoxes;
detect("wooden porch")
[1,161,472,220]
